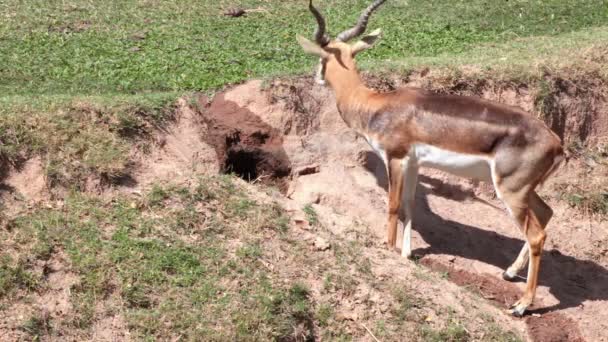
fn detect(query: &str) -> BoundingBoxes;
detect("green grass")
[1,176,312,340]
[2,0,606,185]
[0,1,602,339]
[0,92,177,185]
[553,141,608,216]
[1,0,606,96]
[421,319,470,342]
[482,323,522,342]
[0,257,39,298]
[392,286,421,323]
[303,203,319,226]
[558,185,608,215]
[0,168,529,339]
[372,26,608,81]
[20,313,51,340]
[4,173,510,340]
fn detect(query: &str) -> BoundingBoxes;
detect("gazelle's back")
[370,87,559,157]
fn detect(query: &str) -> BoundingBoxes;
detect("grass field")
[1,0,607,340]
[1,0,606,178]
[1,176,316,340]
[1,0,607,96]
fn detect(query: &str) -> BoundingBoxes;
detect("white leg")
[401,158,418,259]
[503,242,529,281]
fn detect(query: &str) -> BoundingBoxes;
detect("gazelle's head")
[297,0,386,86]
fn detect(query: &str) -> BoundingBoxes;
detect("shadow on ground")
[362,150,608,315]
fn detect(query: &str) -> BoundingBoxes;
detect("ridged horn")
[309,0,330,46]
[336,0,386,42]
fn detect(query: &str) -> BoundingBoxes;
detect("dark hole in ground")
[223,146,291,185]
[226,130,241,147]
[224,148,263,181]
[196,92,292,191]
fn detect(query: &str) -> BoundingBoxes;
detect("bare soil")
[215,78,608,341]
[130,98,219,188]
[1,74,607,341]
[195,92,291,191]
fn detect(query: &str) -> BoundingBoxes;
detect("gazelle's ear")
[351,28,382,56]
[297,35,330,58]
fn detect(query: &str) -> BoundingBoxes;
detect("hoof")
[502,270,517,282]
[385,241,396,249]
[401,250,412,259]
[508,303,527,317]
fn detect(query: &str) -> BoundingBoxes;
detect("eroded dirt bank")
[2,73,607,341]
[188,77,607,341]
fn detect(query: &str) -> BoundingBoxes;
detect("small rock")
[286,183,296,199]
[313,237,331,251]
[300,192,321,204]
[337,311,359,321]
[131,32,147,41]
[224,8,246,17]
[302,233,314,242]
[295,163,320,176]
[294,216,311,230]
[584,157,598,168]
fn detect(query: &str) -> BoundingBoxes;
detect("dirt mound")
[2,73,607,341]
[250,76,608,341]
[130,98,218,189]
[3,157,46,202]
[0,157,47,217]
[193,92,291,190]
[421,258,585,342]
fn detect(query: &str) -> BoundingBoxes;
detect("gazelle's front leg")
[387,158,404,250]
[401,157,418,259]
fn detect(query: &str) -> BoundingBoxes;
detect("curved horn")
[336,0,386,42]
[309,0,330,46]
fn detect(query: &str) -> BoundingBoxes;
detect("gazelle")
[296,0,564,316]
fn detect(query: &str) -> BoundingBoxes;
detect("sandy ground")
[2,78,606,341]
[220,80,608,341]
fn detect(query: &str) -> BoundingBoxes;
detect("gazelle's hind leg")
[503,192,553,281]
[400,157,418,259]
[387,158,405,249]
[497,188,547,317]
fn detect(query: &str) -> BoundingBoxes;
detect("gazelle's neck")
[324,62,377,130]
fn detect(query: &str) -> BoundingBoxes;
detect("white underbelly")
[412,143,492,181]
